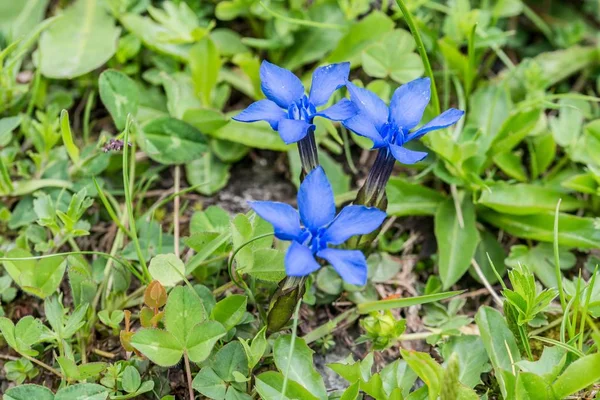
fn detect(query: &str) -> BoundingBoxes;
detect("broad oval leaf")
[213,341,249,381]
[4,384,54,400]
[99,69,139,130]
[148,253,185,287]
[435,196,480,289]
[210,120,290,151]
[478,182,582,215]
[130,329,184,367]
[39,0,120,78]
[479,208,600,249]
[475,306,520,399]
[54,383,109,400]
[273,335,327,400]
[210,294,247,331]
[186,321,227,363]
[387,177,446,217]
[138,117,209,165]
[164,286,206,343]
[185,152,230,196]
[552,352,600,399]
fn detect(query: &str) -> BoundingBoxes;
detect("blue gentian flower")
[233,61,357,145]
[343,77,464,164]
[249,167,386,286]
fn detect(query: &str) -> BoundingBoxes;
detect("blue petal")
[278,119,311,144]
[298,166,335,230]
[233,99,286,130]
[315,99,357,121]
[317,248,367,286]
[285,241,321,277]
[308,62,351,107]
[323,205,387,245]
[249,201,303,241]
[389,77,431,131]
[260,60,305,108]
[346,82,389,130]
[343,114,386,148]
[388,144,428,165]
[406,108,465,141]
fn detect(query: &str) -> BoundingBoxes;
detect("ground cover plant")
[1,0,600,399]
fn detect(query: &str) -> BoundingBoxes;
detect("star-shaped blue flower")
[233,61,357,145]
[343,78,464,164]
[249,167,386,286]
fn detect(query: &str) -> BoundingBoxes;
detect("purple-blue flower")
[233,61,357,145]
[343,77,464,164]
[249,167,386,286]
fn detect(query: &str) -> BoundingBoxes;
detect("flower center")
[288,95,317,122]
[381,122,405,145]
[299,226,327,254]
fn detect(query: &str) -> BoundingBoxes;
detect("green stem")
[123,118,150,282]
[553,199,567,313]
[394,0,440,115]
[280,299,302,400]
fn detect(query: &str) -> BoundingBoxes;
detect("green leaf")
[148,253,185,287]
[99,69,139,130]
[186,321,227,363]
[240,326,267,369]
[549,97,589,147]
[185,151,230,196]
[358,291,463,313]
[516,346,567,382]
[255,371,319,400]
[138,117,209,165]
[435,197,480,289]
[60,110,79,164]
[190,37,221,105]
[326,11,394,66]
[478,182,582,215]
[479,209,600,249]
[183,108,229,134]
[289,150,350,196]
[213,341,249,382]
[552,352,600,399]
[0,115,21,147]
[0,0,48,41]
[273,335,327,400]
[515,372,554,400]
[130,329,183,367]
[505,244,575,288]
[441,335,490,389]
[164,286,205,344]
[488,109,542,157]
[39,0,119,79]
[362,30,423,84]
[2,249,66,298]
[475,306,520,399]
[400,350,443,400]
[387,177,446,217]
[210,295,247,331]
[190,205,230,234]
[282,3,345,71]
[159,72,201,119]
[54,383,108,400]
[248,248,286,282]
[193,367,227,400]
[493,151,528,182]
[4,384,54,400]
[210,120,289,151]
[471,229,506,285]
